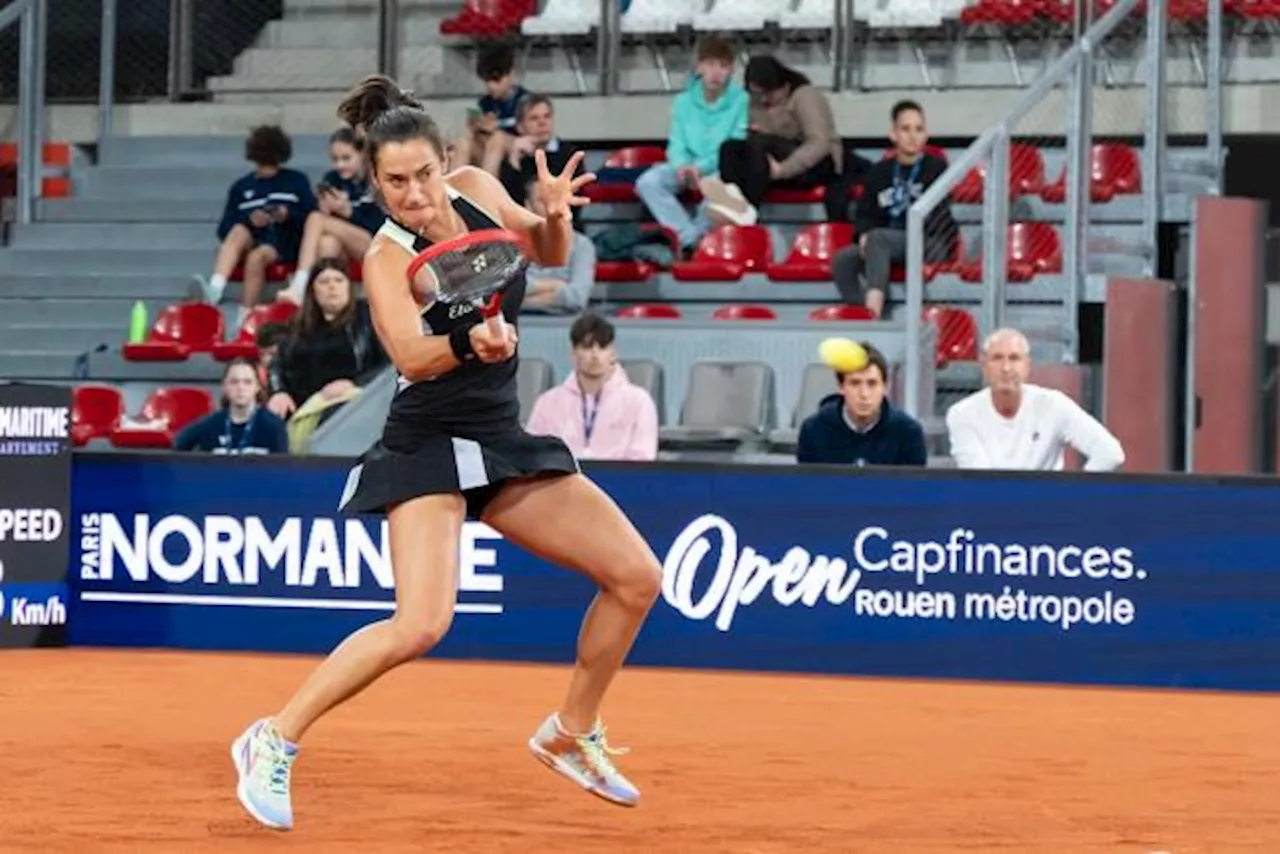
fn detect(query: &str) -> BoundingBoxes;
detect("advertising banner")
[70,454,1280,691]
[0,383,72,648]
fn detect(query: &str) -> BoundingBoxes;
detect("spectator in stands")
[255,321,290,389]
[797,343,926,467]
[832,100,956,318]
[634,37,748,256]
[174,358,289,455]
[452,44,530,176]
[521,180,596,314]
[698,55,846,226]
[499,94,584,221]
[193,125,317,324]
[283,128,386,303]
[526,312,658,461]
[266,258,389,451]
[945,328,1125,471]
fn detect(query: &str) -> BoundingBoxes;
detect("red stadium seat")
[0,141,72,198]
[1040,142,1142,203]
[672,224,772,282]
[122,302,225,362]
[615,303,681,319]
[439,0,535,35]
[768,222,855,282]
[958,222,1063,284]
[712,303,777,320]
[949,143,1046,203]
[230,261,295,283]
[960,0,1038,25]
[596,261,656,282]
[764,185,825,204]
[809,304,877,321]
[584,146,670,201]
[212,302,299,362]
[108,386,216,449]
[925,306,980,368]
[71,384,124,447]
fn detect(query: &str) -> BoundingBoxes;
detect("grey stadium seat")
[620,358,665,424]
[768,362,838,453]
[517,358,553,424]
[659,361,774,451]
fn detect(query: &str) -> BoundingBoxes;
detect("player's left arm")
[451,152,595,268]
[1055,391,1126,472]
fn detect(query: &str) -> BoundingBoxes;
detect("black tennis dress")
[337,186,579,520]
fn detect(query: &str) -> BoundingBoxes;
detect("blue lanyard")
[222,409,257,452]
[581,393,600,445]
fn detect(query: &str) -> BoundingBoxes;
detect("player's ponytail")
[337,74,442,173]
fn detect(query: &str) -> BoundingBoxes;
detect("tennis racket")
[405,228,532,338]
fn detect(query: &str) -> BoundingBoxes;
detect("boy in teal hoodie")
[635,37,747,253]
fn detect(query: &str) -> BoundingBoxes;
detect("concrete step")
[1,324,127,353]
[98,135,333,167]
[8,222,215,250]
[229,45,445,80]
[0,298,178,325]
[0,352,81,380]
[0,274,195,299]
[259,14,452,49]
[38,198,221,223]
[82,165,331,199]
[0,249,211,275]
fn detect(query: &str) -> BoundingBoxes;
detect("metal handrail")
[7,0,42,226]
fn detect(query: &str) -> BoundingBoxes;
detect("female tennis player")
[231,74,663,831]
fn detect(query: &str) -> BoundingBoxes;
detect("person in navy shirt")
[193,125,318,324]
[797,342,928,467]
[283,127,386,303]
[174,358,289,455]
[451,43,530,175]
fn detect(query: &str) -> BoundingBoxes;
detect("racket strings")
[422,243,527,303]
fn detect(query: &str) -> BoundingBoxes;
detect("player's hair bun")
[337,74,424,132]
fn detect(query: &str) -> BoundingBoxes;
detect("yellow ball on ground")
[818,337,869,374]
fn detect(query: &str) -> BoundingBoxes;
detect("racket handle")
[485,312,506,338]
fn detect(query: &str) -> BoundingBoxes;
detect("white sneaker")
[698,177,759,226]
[528,713,640,807]
[231,718,298,830]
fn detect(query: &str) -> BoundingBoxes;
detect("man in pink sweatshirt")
[525,313,660,461]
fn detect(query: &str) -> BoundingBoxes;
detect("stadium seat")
[230,261,295,283]
[693,0,782,30]
[621,359,665,423]
[440,0,535,35]
[522,0,598,34]
[949,143,1046,203]
[108,386,216,449]
[616,303,681,319]
[672,224,772,282]
[71,384,124,447]
[958,222,1062,283]
[712,303,778,321]
[767,222,855,282]
[769,362,839,451]
[782,0,837,28]
[0,141,72,198]
[660,361,774,450]
[809,304,877,321]
[925,306,979,367]
[595,260,656,282]
[620,0,698,33]
[1040,142,1142,203]
[517,358,553,424]
[212,302,299,362]
[960,0,1038,26]
[586,146,668,202]
[122,302,225,362]
[764,186,826,205]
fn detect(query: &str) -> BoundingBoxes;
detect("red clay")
[1,648,1276,853]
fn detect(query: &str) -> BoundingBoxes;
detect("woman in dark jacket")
[266,257,388,433]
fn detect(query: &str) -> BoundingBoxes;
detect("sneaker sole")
[527,738,639,808]
[230,734,292,831]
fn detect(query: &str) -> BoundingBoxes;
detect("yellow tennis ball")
[819,337,869,374]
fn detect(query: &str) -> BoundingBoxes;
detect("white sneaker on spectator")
[699,177,758,226]
[189,274,226,305]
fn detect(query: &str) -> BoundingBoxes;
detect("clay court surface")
[1,649,1276,853]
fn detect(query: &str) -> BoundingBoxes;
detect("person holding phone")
[230,75,661,832]
[451,44,530,175]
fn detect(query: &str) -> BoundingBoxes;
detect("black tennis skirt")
[337,428,580,520]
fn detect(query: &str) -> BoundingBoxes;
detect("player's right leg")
[231,493,466,830]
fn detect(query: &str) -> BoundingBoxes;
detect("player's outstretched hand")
[469,319,518,364]
[535,149,595,221]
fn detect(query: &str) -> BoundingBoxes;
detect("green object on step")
[129,301,148,343]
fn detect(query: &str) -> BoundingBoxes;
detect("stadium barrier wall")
[65,452,1280,693]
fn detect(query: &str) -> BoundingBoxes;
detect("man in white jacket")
[945,328,1125,471]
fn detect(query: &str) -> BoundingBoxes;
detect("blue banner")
[69,454,1280,692]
